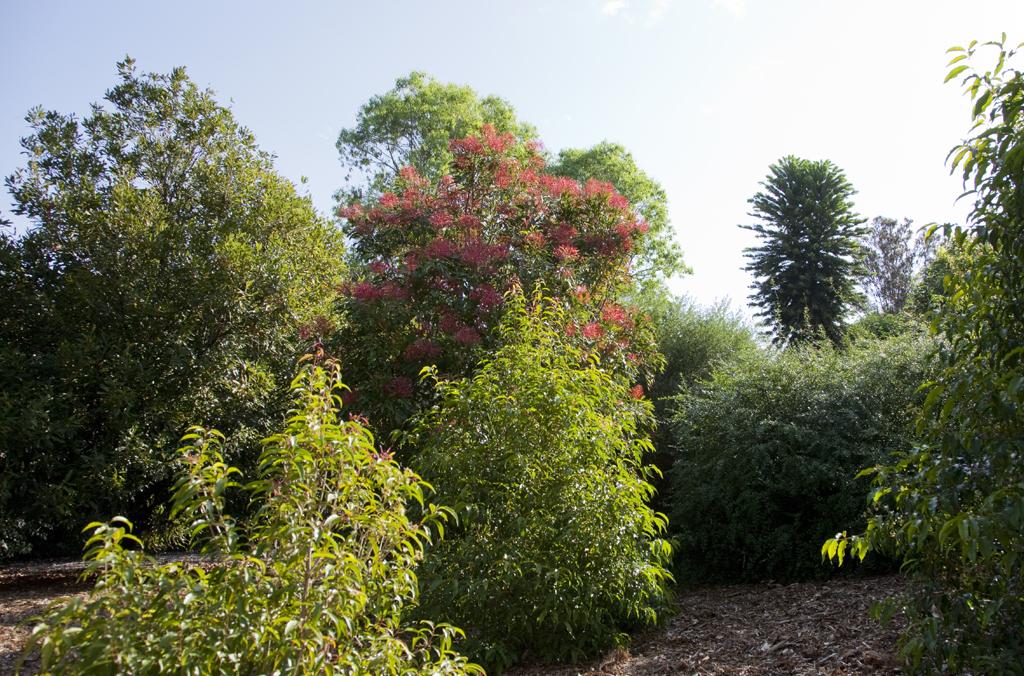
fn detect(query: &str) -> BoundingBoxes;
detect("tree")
[332,126,659,434]
[338,76,684,284]
[336,71,537,202]
[405,294,672,671]
[0,60,345,557]
[861,216,936,313]
[741,156,867,345]
[907,235,977,316]
[548,141,686,281]
[825,37,1024,672]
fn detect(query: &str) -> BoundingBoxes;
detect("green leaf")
[945,64,969,82]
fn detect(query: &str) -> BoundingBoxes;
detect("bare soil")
[0,560,905,675]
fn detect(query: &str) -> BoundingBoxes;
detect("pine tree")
[741,156,867,345]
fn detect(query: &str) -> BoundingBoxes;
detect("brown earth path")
[0,560,904,675]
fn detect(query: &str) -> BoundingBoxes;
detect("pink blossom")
[439,313,461,335]
[583,178,615,197]
[582,322,605,340]
[481,124,514,152]
[601,304,629,326]
[384,376,413,399]
[429,211,454,228]
[337,204,363,220]
[403,338,442,361]
[553,245,579,262]
[540,174,581,197]
[454,326,481,345]
[629,384,644,400]
[471,284,503,310]
[450,135,484,155]
[550,224,577,246]
[458,215,482,232]
[424,237,458,259]
[398,165,426,187]
[351,281,381,302]
[524,231,545,248]
[378,282,410,301]
[379,192,399,208]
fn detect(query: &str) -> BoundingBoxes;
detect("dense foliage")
[826,38,1024,673]
[548,141,685,281]
[641,294,758,480]
[25,358,478,675]
[335,71,537,201]
[741,156,867,345]
[405,294,672,672]
[333,126,659,433]
[670,334,934,582]
[337,74,683,285]
[907,235,980,317]
[0,61,344,558]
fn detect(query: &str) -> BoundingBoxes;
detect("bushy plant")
[24,357,478,675]
[670,334,934,582]
[404,293,672,672]
[0,60,344,557]
[638,292,758,485]
[825,37,1024,673]
[845,311,927,341]
[334,127,660,433]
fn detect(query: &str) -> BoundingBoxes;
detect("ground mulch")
[0,560,905,675]
[0,560,91,675]
[508,574,907,676]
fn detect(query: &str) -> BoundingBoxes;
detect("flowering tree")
[332,126,659,431]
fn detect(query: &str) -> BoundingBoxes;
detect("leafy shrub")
[825,38,1024,673]
[670,334,934,582]
[24,358,478,675]
[404,294,673,672]
[845,311,927,341]
[639,292,758,492]
[0,60,344,557]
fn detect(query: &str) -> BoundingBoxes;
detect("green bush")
[826,38,1024,673]
[405,294,673,672]
[669,334,934,582]
[642,293,758,472]
[24,358,478,675]
[0,60,344,557]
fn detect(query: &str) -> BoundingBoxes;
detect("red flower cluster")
[337,125,655,408]
[471,284,503,310]
[553,245,579,262]
[424,237,458,259]
[384,376,413,399]
[453,326,482,345]
[404,338,442,362]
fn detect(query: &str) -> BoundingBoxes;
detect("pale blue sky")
[2,1,1021,313]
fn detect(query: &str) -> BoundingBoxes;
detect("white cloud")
[712,0,748,19]
[648,0,672,22]
[601,0,628,16]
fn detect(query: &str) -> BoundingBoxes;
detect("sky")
[2,0,1022,316]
